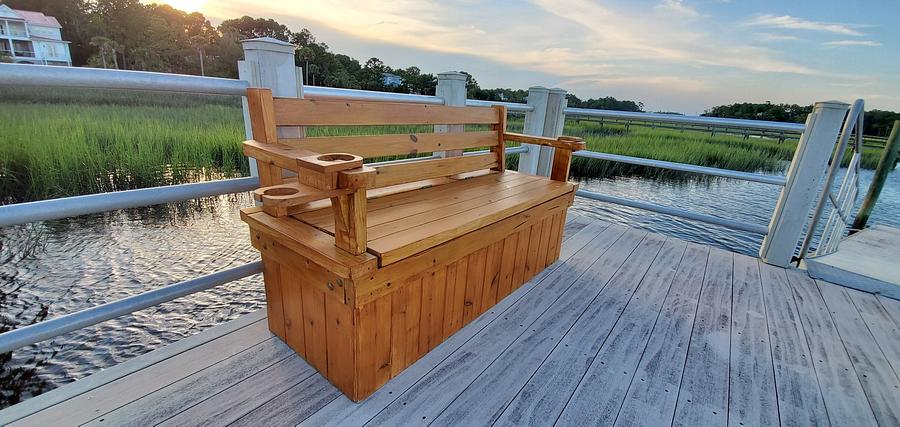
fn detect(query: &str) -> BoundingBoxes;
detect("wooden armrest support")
[502,132,585,151]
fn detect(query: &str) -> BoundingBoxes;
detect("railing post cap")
[437,71,467,81]
[240,37,296,53]
[528,86,550,93]
[814,100,851,110]
[548,88,567,95]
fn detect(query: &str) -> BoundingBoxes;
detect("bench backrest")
[246,88,507,189]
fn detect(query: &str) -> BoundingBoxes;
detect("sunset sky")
[147,0,898,113]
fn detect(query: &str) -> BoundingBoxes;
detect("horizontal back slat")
[279,131,499,159]
[273,98,499,126]
[344,153,499,189]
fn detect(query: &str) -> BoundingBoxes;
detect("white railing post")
[518,86,550,174]
[238,37,302,177]
[435,71,467,157]
[759,101,849,267]
[536,88,568,176]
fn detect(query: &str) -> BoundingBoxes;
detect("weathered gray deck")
[806,225,900,300]
[3,216,900,426]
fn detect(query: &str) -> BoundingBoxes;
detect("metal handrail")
[573,150,786,186]
[575,189,769,235]
[0,262,263,354]
[565,107,806,133]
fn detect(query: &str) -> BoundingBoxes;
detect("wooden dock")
[3,215,899,426]
[806,225,900,300]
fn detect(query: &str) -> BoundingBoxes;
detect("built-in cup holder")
[317,153,356,162]
[262,186,300,197]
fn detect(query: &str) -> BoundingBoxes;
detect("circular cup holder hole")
[263,187,299,197]
[317,153,356,162]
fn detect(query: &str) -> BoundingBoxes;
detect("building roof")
[12,9,63,28]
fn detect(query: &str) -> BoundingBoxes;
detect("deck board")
[3,215,900,427]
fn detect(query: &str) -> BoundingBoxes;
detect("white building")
[0,5,72,66]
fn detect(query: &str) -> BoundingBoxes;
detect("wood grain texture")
[759,262,829,426]
[246,88,282,186]
[817,280,900,426]
[261,258,286,340]
[787,269,877,426]
[281,131,499,159]
[612,243,709,427]
[273,97,500,126]
[728,253,778,427]
[671,247,734,426]
[280,264,307,357]
[349,152,498,190]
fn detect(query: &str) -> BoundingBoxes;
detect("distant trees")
[567,94,644,112]
[702,102,812,123]
[703,102,899,136]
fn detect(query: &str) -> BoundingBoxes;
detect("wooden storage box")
[242,191,573,401]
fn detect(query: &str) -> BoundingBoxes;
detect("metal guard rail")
[0,262,263,354]
[565,106,806,133]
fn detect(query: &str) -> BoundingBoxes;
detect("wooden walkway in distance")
[3,215,900,426]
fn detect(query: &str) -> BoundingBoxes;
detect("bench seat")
[290,170,576,266]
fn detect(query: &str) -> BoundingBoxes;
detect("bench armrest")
[502,132,585,152]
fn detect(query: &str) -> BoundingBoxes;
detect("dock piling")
[851,120,900,232]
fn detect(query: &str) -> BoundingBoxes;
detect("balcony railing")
[13,50,35,58]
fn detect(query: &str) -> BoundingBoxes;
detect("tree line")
[703,102,899,137]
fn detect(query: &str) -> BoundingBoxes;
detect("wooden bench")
[239,88,584,401]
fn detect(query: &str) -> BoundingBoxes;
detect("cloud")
[655,0,701,18]
[824,40,882,47]
[563,75,711,93]
[746,14,868,36]
[755,33,799,42]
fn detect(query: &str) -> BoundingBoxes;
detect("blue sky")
[166,0,898,113]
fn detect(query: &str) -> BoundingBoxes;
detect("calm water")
[1,168,897,407]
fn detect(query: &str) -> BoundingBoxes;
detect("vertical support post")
[536,88,568,176]
[759,101,849,267]
[238,37,302,179]
[517,87,550,174]
[435,71,467,158]
[852,120,900,231]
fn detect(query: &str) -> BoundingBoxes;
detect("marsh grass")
[0,88,882,203]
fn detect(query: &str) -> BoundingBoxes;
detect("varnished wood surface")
[4,215,900,426]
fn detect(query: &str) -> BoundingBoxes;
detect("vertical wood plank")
[356,296,393,398]
[428,267,448,351]
[404,277,424,363]
[491,106,507,172]
[523,221,544,283]
[535,216,553,272]
[301,283,328,375]
[496,234,518,301]
[510,227,531,291]
[444,258,468,337]
[480,241,503,313]
[728,253,778,427]
[325,296,355,398]
[261,258,286,340]
[672,248,733,426]
[463,248,488,324]
[390,284,410,376]
[331,189,367,255]
[545,211,563,266]
[758,261,829,426]
[785,269,877,426]
[419,270,437,355]
[279,265,306,357]
[549,148,573,182]
[817,280,900,426]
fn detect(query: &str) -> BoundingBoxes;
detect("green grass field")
[0,88,883,203]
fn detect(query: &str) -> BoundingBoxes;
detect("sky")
[152,0,898,114]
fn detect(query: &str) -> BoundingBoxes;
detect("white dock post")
[518,86,550,174]
[238,37,302,178]
[435,71,468,158]
[759,101,849,267]
[536,88,568,176]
